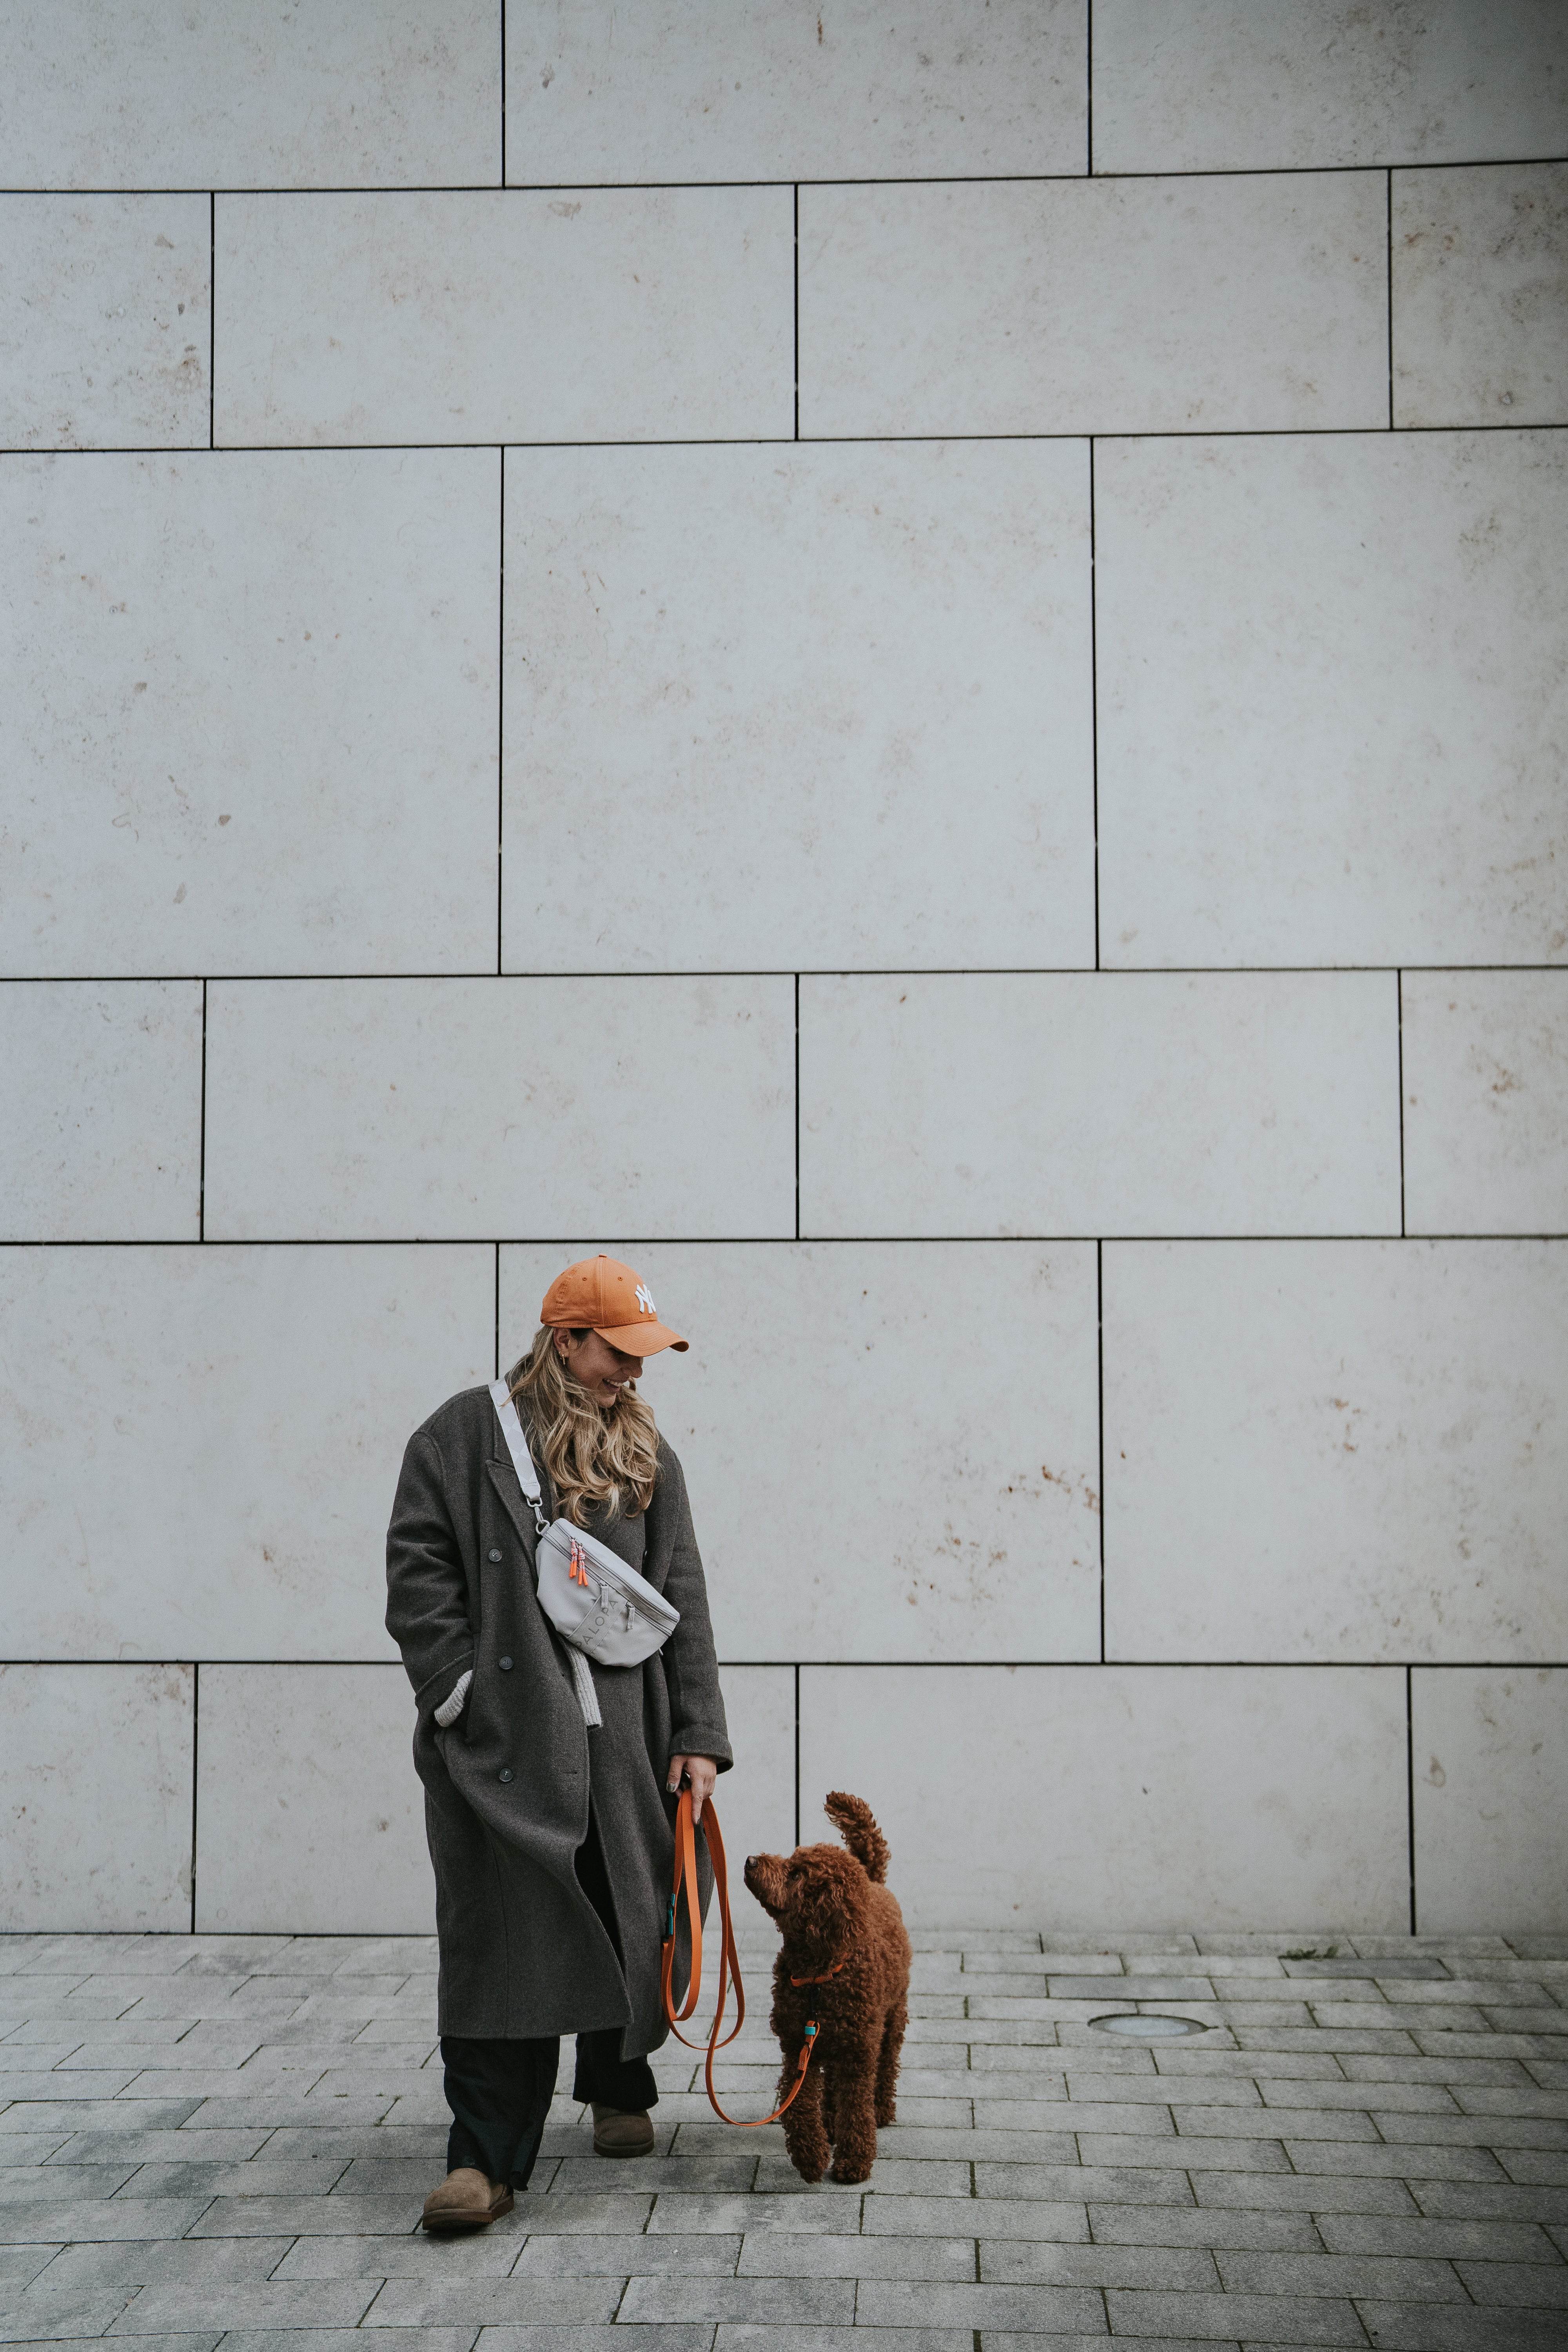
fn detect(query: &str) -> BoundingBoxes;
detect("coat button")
[488,1548,503,1562]
[498,1767,514,1784]
[498,1657,513,1671]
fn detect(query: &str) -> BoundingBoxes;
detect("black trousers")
[442,1809,658,2189]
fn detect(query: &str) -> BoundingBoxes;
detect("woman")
[386,1253,730,2233]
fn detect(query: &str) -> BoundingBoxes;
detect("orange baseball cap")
[540,1254,688,1356]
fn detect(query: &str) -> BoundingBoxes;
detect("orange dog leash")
[659,1789,823,2127]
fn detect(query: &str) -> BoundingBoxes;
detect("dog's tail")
[824,1791,890,1883]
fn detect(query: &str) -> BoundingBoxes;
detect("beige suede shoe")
[420,2166,514,2232]
[591,2103,656,2157]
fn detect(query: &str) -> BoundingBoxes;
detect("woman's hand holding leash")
[667,1754,717,1824]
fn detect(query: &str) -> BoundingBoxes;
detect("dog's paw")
[874,2100,896,2127]
[828,2158,872,2184]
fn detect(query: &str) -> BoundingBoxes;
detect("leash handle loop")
[659,1789,820,2127]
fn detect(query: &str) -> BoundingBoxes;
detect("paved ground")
[1,1927,1566,2350]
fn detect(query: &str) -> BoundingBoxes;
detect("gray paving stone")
[1297,1995,1403,2021]
[1063,2073,1254,2107]
[187,2194,419,2236]
[3,2018,113,2048]
[324,2157,450,2194]
[1319,2212,1563,2260]
[1455,2256,1568,2304]
[0,2287,135,2341]
[1048,1978,1216,2001]
[33,2239,292,2288]
[646,2193,859,2236]
[122,2072,307,2102]
[1192,2172,1420,2216]
[715,2331,969,2352]
[512,2232,740,2276]
[735,2232,973,2278]
[1078,2132,1287,2171]
[862,2195,1087,2242]
[1281,2140,1508,2180]
[618,2278,855,2323]
[1209,2001,1316,2026]
[893,2067,995,2098]
[826,2160,971,2198]
[102,2279,378,2331]
[363,2278,622,2326]
[1087,2203,1323,2251]
[855,2279,1107,2330]
[1335,2054,1532,2087]
[980,2241,1220,2288]
[1353,2303,1568,2348]
[0,2202,211,2245]
[1479,2008,1568,2036]
[1457,2085,1568,2119]
[0,2051,84,2075]
[1172,2105,1379,2141]
[551,2156,759,2194]
[1231,2026,1417,2054]
[0,2000,132,2024]
[53,2047,254,2076]
[1055,2102,1183,2136]
[11,2339,221,2352]
[1412,2030,1562,2060]
[1106,2288,1367,2341]
[1048,2040,1162,2072]
[45,2130,271,2165]
[870,2127,1079,2162]
[952,2097,1069,2131]
[1,2101,200,2135]
[964,2027,1072,2053]
[964,1954,1091,1974]
[1218,2249,1466,2299]
[987,2340,1213,2352]
[0,2261,56,2292]
[1392,2111,1568,2152]
[126,2158,350,2198]
[269,2233,523,2278]
[515,2192,653,2233]
[1498,2149,1568,2183]
[0,2165,137,2204]
[976,2163,1194,2205]
[1285,1958,1450,1982]
[1258,2080,1457,2114]
[259,2125,447,2160]
[481,2332,717,2352]
[200,2336,474,2352]
[176,2094,397,2130]
[1412,2180,1568,2221]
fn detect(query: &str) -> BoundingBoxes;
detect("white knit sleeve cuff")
[433,1669,473,1728]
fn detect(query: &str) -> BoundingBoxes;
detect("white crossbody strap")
[489,1377,550,1537]
[488,1377,602,1726]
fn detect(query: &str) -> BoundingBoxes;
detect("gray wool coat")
[385,1383,731,2052]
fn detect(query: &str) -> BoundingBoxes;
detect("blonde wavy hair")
[506,1326,661,1528]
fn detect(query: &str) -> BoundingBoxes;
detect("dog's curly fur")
[742,1792,911,2184]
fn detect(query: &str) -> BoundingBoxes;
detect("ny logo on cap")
[635,1283,656,1316]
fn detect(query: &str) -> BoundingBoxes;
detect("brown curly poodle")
[742,1791,911,2184]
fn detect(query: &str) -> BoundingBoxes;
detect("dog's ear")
[824,1791,889,1883]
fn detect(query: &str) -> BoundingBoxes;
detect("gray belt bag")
[488,1376,679,1727]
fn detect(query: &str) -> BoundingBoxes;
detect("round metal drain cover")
[1088,2011,1208,2038]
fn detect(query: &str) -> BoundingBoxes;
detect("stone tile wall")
[2,0,1564,1937]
